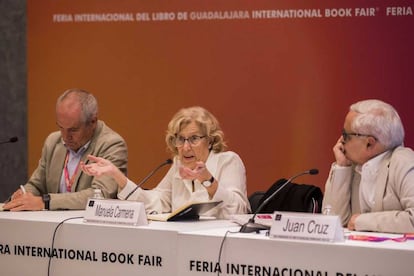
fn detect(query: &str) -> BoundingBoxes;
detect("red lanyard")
[63,151,81,192]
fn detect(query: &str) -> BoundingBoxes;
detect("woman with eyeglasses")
[81,106,250,219]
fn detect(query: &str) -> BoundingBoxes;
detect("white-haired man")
[323,99,414,233]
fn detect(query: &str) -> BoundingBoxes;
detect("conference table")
[0,210,413,276]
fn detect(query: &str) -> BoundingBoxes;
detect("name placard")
[84,198,148,226]
[269,212,344,242]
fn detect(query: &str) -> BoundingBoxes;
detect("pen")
[20,185,26,194]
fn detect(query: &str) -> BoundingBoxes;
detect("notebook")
[147,201,222,221]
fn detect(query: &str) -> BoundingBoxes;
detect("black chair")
[248,191,266,213]
[250,178,323,214]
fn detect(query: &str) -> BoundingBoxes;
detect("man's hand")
[333,137,352,167]
[347,214,360,231]
[3,192,44,211]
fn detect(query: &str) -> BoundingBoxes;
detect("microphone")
[239,168,319,233]
[0,136,18,145]
[124,159,173,200]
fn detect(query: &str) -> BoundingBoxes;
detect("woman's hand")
[179,161,210,182]
[81,155,128,189]
[81,155,117,178]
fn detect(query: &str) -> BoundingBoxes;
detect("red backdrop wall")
[27,1,414,195]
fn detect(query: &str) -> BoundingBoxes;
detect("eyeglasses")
[342,129,376,142]
[173,135,206,147]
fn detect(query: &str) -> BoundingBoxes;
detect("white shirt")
[357,151,388,213]
[118,151,250,219]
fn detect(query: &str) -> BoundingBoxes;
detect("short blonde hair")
[165,106,227,155]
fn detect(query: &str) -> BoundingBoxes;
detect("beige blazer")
[25,120,128,210]
[323,146,414,233]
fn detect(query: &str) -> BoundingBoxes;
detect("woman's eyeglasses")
[173,135,206,147]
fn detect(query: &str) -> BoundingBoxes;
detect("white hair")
[350,99,404,149]
[57,88,98,124]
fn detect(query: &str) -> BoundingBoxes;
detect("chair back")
[248,191,266,213]
[257,178,323,213]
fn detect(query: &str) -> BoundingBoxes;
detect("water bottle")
[92,188,104,199]
[322,204,332,215]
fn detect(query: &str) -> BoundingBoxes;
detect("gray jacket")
[25,120,127,210]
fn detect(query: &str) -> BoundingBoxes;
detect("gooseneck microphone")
[124,159,173,200]
[239,168,319,233]
[0,136,18,145]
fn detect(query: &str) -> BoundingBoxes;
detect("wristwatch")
[42,194,50,210]
[202,176,215,188]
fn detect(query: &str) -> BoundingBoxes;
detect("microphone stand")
[0,136,18,145]
[239,169,318,233]
[124,159,173,200]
